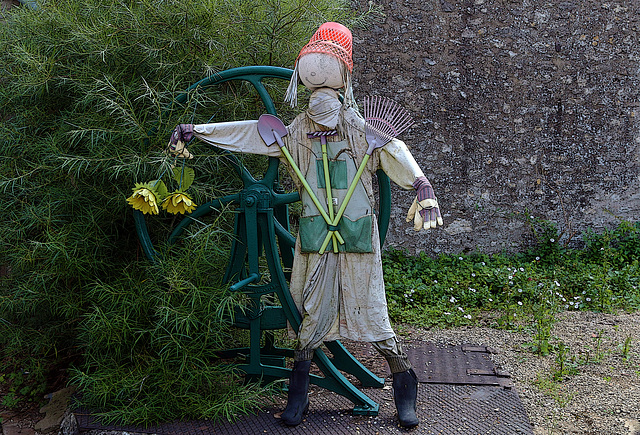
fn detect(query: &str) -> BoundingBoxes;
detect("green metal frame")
[133,66,393,415]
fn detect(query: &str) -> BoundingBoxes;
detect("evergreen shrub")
[0,0,375,423]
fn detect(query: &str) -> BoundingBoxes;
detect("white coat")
[193,100,424,348]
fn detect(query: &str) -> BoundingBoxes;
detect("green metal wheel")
[133,65,393,415]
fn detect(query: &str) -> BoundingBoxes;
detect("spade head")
[258,114,288,147]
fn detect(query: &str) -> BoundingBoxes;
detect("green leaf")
[172,166,195,191]
[153,179,169,200]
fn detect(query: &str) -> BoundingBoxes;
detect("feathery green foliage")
[0,0,376,423]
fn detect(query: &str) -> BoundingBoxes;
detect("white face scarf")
[306,88,342,129]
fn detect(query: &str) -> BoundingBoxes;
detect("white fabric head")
[307,88,342,129]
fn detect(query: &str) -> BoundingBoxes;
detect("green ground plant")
[383,219,640,331]
[532,373,575,408]
[383,218,640,403]
[620,335,633,361]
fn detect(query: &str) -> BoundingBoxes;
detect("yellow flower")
[127,185,159,215]
[162,192,196,215]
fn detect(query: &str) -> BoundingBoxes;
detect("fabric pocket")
[299,214,372,253]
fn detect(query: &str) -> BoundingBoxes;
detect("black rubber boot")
[281,360,311,426]
[392,368,419,428]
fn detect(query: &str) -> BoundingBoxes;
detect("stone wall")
[352,0,640,255]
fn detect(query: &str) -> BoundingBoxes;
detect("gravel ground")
[410,310,640,435]
[3,311,637,435]
[79,311,639,435]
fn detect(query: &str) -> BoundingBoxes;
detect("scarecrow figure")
[168,22,443,428]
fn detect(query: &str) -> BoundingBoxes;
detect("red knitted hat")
[297,22,353,72]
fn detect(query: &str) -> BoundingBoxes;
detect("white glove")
[406,197,443,230]
[167,140,194,159]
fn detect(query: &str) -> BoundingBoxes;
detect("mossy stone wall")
[352,0,640,254]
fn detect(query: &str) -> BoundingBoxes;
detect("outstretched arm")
[168,120,282,158]
[378,139,443,231]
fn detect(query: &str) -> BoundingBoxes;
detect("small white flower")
[536,257,540,261]
[444,312,451,315]
[450,296,457,303]
[472,273,476,277]
[518,288,523,293]
[517,301,523,306]
[555,280,560,287]
[509,275,513,280]
[482,262,486,266]
[550,238,555,242]
[519,267,524,272]
[458,306,464,312]
[464,314,472,320]
[586,297,591,302]
[489,298,493,302]
[569,301,574,306]
[459,257,463,260]
[434,280,438,284]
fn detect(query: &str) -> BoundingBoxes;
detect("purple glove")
[406,176,443,230]
[167,124,195,159]
[414,176,435,202]
[169,124,194,148]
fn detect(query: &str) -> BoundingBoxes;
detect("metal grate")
[76,342,531,434]
[78,384,532,434]
[403,343,514,388]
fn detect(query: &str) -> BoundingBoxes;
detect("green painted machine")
[134,66,393,415]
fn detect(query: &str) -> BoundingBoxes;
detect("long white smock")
[193,103,424,348]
